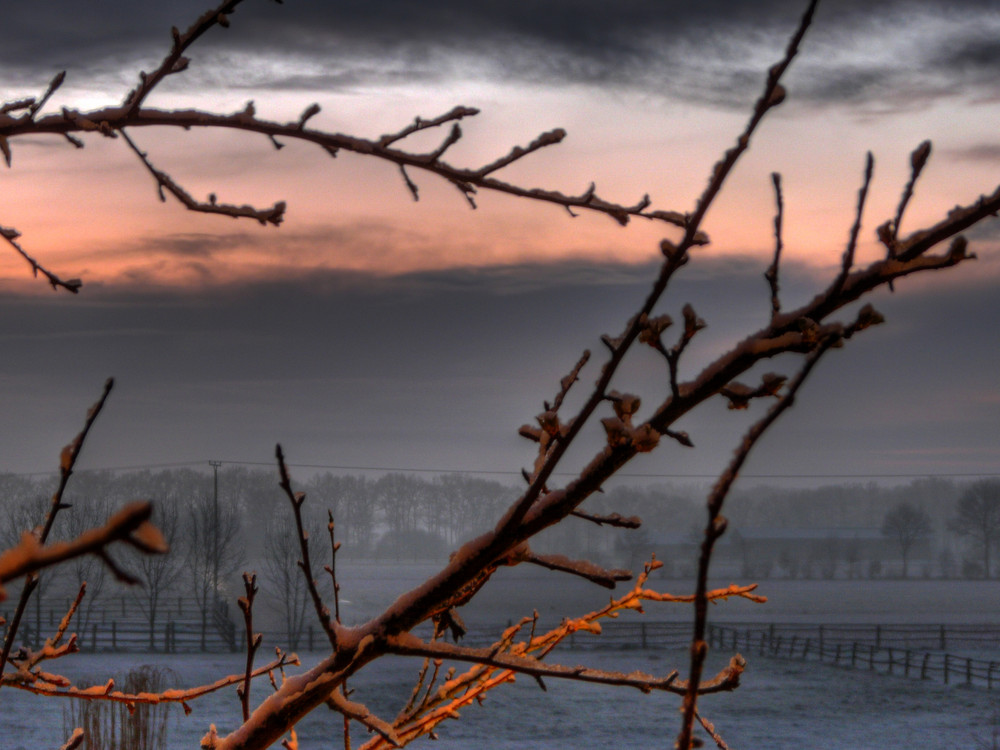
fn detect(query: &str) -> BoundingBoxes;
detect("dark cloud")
[3,1,999,111]
[947,143,1000,163]
[1,256,996,481]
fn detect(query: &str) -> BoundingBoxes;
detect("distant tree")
[261,514,327,648]
[938,548,958,579]
[949,480,1000,578]
[56,494,113,635]
[185,488,244,650]
[0,495,51,647]
[881,502,932,577]
[127,497,185,650]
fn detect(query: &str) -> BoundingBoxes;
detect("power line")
[5,458,1000,481]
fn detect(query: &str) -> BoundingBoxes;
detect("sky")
[1,0,999,489]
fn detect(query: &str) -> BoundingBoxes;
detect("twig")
[387,631,680,694]
[6,653,298,709]
[237,573,262,722]
[276,445,338,649]
[832,152,875,295]
[890,140,932,249]
[0,224,80,293]
[58,728,85,750]
[120,129,285,225]
[569,510,642,529]
[0,380,115,679]
[122,0,248,115]
[697,709,733,750]
[676,334,838,749]
[765,172,784,317]
[328,690,401,747]
[522,552,631,589]
[0,502,164,590]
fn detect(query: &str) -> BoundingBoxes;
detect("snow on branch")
[0,501,165,595]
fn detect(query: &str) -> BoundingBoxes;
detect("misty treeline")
[0,469,991,584]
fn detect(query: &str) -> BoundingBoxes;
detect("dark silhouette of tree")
[261,514,315,650]
[949,479,1000,578]
[881,502,932,578]
[127,491,185,650]
[186,488,245,650]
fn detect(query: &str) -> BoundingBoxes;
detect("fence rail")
[706,622,1000,651]
[708,624,1000,689]
[6,605,1000,660]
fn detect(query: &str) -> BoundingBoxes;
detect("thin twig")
[237,572,261,722]
[676,334,838,749]
[276,445,338,649]
[120,128,285,225]
[0,380,116,679]
[765,172,784,317]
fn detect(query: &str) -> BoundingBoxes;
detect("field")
[4,575,999,748]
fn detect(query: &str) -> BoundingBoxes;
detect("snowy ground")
[333,563,1000,627]
[6,646,1000,749]
[6,575,1000,748]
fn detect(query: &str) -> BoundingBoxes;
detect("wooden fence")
[1,595,239,654]
[708,623,1000,689]
[6,604,1000,662]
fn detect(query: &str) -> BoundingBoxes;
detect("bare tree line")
[1,0,998,748]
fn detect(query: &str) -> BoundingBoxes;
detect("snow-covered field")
[6,647,1000,749]
[5,575,1000,748]
[335,563,1000,627]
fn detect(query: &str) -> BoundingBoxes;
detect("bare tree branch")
[0,502,165,597]
[0,224,80,291]
[387,631,681,693]
[276,445,340,649]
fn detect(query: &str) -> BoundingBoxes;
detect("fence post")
[944,653,950,684]
[851,642,857,668]
[835,643,841,664]
[803,638,811,660]
[876,625,882,649]
[869,645,875,671]
[904,650,911,678]
[921,652,930,680]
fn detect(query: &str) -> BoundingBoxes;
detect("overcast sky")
[1,0,998,488]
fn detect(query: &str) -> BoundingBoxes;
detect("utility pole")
[209,460,222,609]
